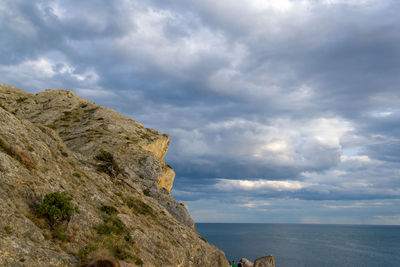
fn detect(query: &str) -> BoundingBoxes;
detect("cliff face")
[0,84,229,267]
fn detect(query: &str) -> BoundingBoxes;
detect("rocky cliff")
[0,84,229,267]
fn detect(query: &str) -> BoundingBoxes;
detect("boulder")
[240,257,254,267]
[254,255,275,267]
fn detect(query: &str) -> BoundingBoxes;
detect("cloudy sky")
[1,0,400,224]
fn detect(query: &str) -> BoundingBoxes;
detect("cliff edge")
[0,84,229,267]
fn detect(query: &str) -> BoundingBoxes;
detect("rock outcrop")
[0,84,229,267]
[240,258,254,267]
[253,255,275,267]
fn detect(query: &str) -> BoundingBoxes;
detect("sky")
[1,0,400,224]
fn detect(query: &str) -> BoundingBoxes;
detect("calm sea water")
[196,223,400,267]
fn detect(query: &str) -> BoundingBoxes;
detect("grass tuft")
[0,138,34,168]
[100,205,118,216]
[94,150,122,177]
[53,226,68,241]
[126,198,154,217]
[143,189,150,196]
[95,217,127,236]
[16,97,28,103]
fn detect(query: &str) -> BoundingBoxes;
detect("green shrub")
[100,205,118,216]
[0,104,9,111]
[94,150,121,177]
[95,217,127,235]
[84,107,98,113]
[143,189,150,196]
[126,198,154,217]
[113,245,131,260]
[140,133,151,140]
[36,192,79,226]
[82,200,138,262]
[94,150,112,162]
[81,211,138,262]
[135,258,144,266]
[53,226,67,241]
[3,226,12,234]
[16,97,27,103]
[78,244,98,259]
[200,236,207,243]
[124,233,134,244]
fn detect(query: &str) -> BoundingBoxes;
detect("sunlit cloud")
[371,111,393,118]
[215,179,305,192]
[0,57,98,85]
[340,155,371,162]
[236,200,271,208]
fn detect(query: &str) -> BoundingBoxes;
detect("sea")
[196,223,400,267]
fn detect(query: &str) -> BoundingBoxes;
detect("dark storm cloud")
[152,0,400,122]
[1,0,400,222]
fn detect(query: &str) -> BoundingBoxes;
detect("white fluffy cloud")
[215,179,305,191]
[169,117,353,174]
[0,56,98,91]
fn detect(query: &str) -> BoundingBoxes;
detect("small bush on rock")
[113,245,132,260]
[36,191,79,227]
[94,150,122,177]
[78,244,98,259]
[95,217,127,235]
[100,205,118,216]
[81,211,137,262]
[53,226,67,241]
[16,97,27,103]
[126,198,154,217]
[135,258,144,266]
[143,189,150,196]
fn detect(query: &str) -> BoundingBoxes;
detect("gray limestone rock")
[240,258,254,267]
[254,255,275,267]
[0,84,229,267]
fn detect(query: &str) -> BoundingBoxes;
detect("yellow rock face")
[141,135,170,160]
[157,165,175,191]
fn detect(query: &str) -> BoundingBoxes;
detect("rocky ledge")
[0,84,229,267]
[239,255,275,267]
